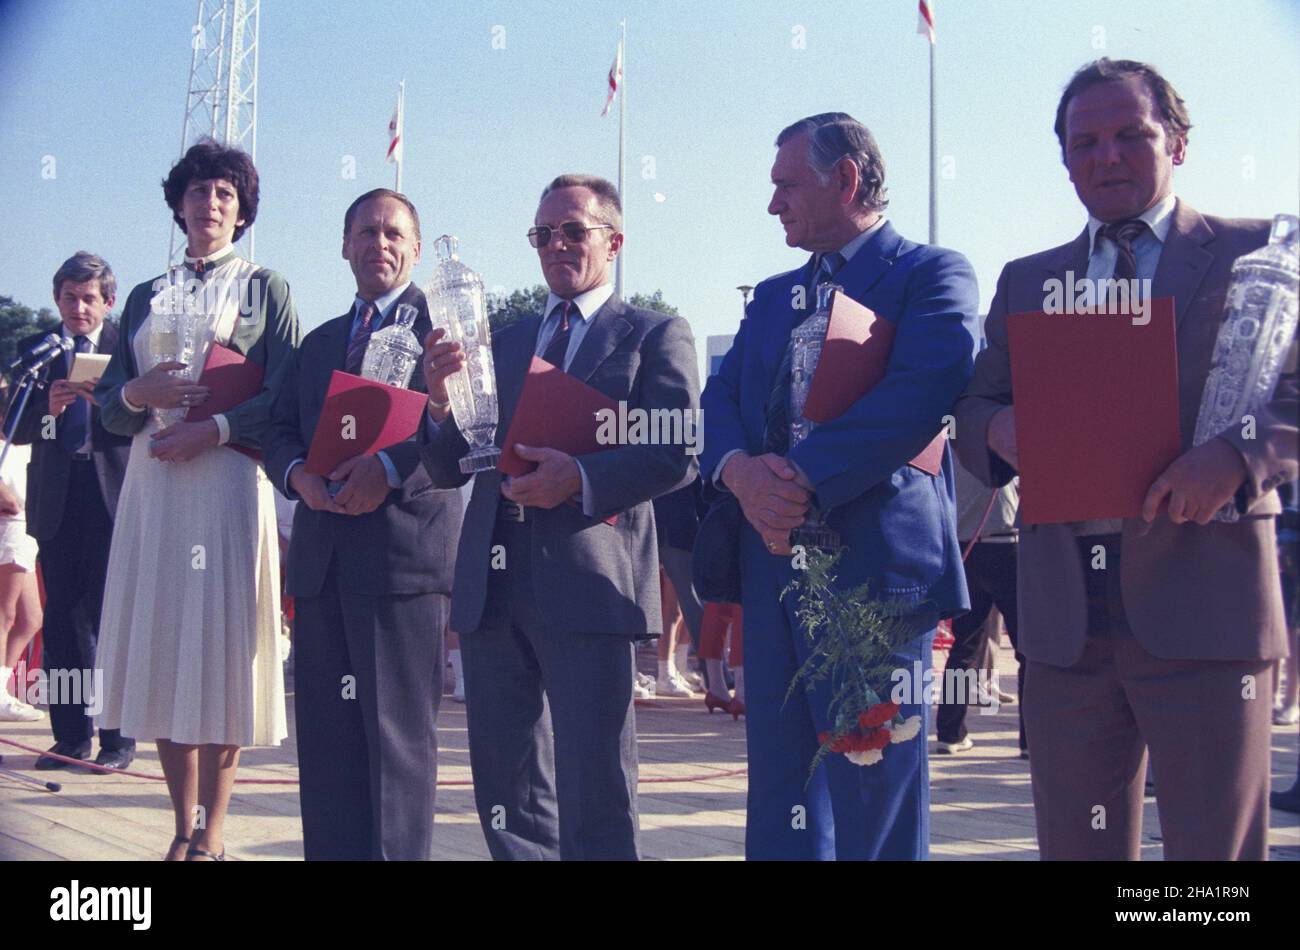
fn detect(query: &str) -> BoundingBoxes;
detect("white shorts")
[0,519,37,572]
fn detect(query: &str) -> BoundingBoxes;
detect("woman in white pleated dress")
[93,141,300,861]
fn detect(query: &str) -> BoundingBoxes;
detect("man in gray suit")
[265,189,463,860]
[954,59,1296,859]
[421,174,700,859]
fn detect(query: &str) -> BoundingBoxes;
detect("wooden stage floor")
[2,640,1296,861]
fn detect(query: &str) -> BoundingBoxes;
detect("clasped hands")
[290,456,392,516]
[722,453,814,556]
[988,406,1249,525]
[120,362,219,463]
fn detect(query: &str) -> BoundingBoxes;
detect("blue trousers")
[743,584,935,861]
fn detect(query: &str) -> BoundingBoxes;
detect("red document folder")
[498,357,621,525]
[303,370,428,476]
[801,290,946,475]
[185,342,263,461]
[1007,297,1181,524]
[498,357,620,477]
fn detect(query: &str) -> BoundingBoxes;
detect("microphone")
[8,334,74,373]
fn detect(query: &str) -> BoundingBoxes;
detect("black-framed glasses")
[527,221,614,248]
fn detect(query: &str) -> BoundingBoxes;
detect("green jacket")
[95,263,301,451]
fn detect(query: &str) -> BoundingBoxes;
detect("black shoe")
[34,741,92,771]
[75,747,135,774]
[1271,783,1300,815]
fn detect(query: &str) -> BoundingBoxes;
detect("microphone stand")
[0,361,50,472]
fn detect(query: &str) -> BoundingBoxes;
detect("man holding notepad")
[954,59,1297,860]
[8,252,134,772]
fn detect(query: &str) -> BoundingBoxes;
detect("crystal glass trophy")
[148,265,203,426]
[1193,213,1299,522]
[422,235,501,474]
[788,282,841,550]
[361,302,421,388]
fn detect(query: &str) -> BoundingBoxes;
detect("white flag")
[601,41,623,117]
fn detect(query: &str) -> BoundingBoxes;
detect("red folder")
[801,290,946,475]
[1007,297,1181,524]
[303,370,428,476]
[185,342,263,461]
[498,357,621,525]
[498,357,620,477]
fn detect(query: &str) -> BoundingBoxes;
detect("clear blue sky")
[2,0,1297,367]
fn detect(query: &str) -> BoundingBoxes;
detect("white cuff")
[284,459,305,498]
[576,460,595,517]
[212,413,231,445]
[120,389,146,414]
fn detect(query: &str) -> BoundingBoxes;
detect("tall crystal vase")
[147,266,203,427]
[788,282,841,550]
[1193,214,1299,522]
[422,235,501,474]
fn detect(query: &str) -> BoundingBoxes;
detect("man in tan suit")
[954,58,1296,860]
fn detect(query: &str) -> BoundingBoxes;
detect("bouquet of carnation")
[783,548,924,778]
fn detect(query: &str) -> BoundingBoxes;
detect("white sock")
[449,649,464,692]
[674,643,691,676]
[658,658,674,682]
[705,659,728,697]
[732,666,745,704]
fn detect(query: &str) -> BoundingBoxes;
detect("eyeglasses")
[527,221,614,248]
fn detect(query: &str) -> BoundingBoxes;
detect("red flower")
[858,701,901,729]
[862,727,891,751]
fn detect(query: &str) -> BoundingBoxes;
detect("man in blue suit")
[700,113,980,860]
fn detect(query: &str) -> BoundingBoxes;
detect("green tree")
[487,285,682,334]
[628,290,680,317]
[0,295,60,375]
[487,285,549,334]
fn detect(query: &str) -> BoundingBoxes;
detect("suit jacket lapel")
[493,315,542,446]
[1041,230,1091,307]
[97,323,118,357]
[836,220,904,303]
[567,297,634,384]
[1153,199,1213,335]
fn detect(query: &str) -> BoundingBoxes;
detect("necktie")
[542,301,575,370]
[763,252,846,455]
[1099,219,1147,281]
[344,301,378,375]
[60,335,91,453]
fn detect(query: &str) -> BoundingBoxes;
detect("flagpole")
[928,32,936,244]
[396,79,405,192]
[616,20,626,300]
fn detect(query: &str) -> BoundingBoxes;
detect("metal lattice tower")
[168,0,260,263]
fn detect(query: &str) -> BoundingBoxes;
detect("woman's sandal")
[185,845,226,861]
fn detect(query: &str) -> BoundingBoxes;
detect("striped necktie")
[542,301,575,370]
[345,301,378,375]
[1099,219,1148,281]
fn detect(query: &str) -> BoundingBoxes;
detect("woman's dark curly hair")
[162,139,260,242]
